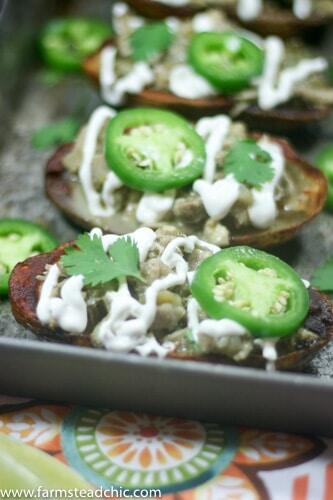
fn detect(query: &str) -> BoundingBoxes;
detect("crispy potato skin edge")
[44,136,327,248]
[9,245,333,370]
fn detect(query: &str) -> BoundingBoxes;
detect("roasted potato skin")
[44,134,327,249]
[125,0,333,38]
[82,42,332,132]
[9,242,89,347]
[9,246,333,370]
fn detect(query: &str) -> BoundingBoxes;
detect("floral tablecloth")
[0,395,332,499]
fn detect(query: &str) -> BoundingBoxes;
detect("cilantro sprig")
[224,140,274,188]
[130,22,174,62]
[61,233,142,287]
[312,258,333,293]
[31,118,80,150]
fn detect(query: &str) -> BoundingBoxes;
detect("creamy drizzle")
[165,17,181,32]
[194,176,241,221]
[94,235,219,355]
[248,138,285,228]
[293,0,312,19]
[192,12,221,32]
[258,37,327,110]
[192,116,285,228]
[237,0,262,21]
[37,267,87,334]
[193,115,242,220]
[237,0,312,20]
[158,0,189,5]
[255,338,278,371]
[112,2,129,17]
[100,46,154,106]
[136,191,176,225]
[169,65,217,100]
[196,115,231,183]
[78,106,123,218]
[187,298,248,344]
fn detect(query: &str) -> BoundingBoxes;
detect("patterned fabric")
[0,399,332,499]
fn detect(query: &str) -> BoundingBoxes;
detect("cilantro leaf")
[61,234,141,287]
[31,118,80,150]
[108,237,142,280]
[37,69,66,86]
[312,258,333,292]
[130,22,174,62]
[224,140,274,188]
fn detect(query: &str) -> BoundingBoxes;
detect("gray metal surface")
[1,0,333,434]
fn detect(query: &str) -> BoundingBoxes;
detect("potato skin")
[125,0,333,38]
[9,243,90,347]
[82,41,332,132]
[44,135,327,248]
[9,246,333,370]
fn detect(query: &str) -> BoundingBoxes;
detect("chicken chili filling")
[97,4,333,111]
[62,105,306,246]
[36,225,318,370]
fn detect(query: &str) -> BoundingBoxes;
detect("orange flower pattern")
[0,401,330,499]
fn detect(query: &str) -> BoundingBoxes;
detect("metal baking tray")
[1,0,333,436]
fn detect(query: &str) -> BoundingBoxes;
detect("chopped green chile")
[130,21,174,62]
[188,31,264,93]
[191,246,310,338]
[105,108,206,192]
[0,219,57,296]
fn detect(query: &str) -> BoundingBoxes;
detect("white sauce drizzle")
[136,191,176,225]
[94,235,219,356]
[165,17,181,32]
[293,0,312,19]
[100,46,154,106]
[194,176,241,221]
[112,2,129,17]
[248,138,285,228]
[158,0,189,5]
[255,338,278,371]
[237,0,312,20]
[193,116,285,228]
[192,12,221,32]
[37,227,156,336]
[193,115,243,221]
[187,298,248,344]
[169,65,217,100]
[188,298,278,371]
[149,0,312,21]
[258,36,327,110]
[237,0,262,21]
[78,106,123,218]
[196,115,231,183]
[37,268,87,334]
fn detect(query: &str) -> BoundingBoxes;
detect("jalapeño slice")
[0,219,57,296]
[191,246,309,338]
[188,31,264,93]
[39,18,112,72]
[105,108,206,192]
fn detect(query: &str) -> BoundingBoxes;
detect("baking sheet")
[1,0,333,434]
